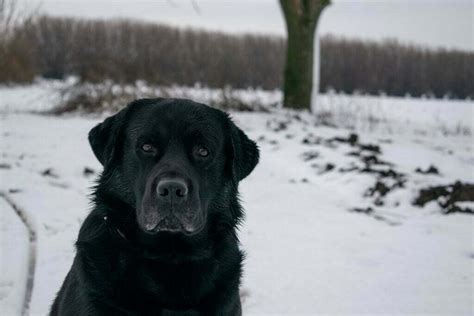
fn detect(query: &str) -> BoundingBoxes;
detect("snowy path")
[0,107,473,315]
[0,197,29,316]
[0,193,36,316]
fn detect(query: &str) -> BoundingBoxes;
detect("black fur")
[50,98,259,315]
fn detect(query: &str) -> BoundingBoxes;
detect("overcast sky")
[26,0,473,51]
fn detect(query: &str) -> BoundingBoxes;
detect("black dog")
[50,98,259,315]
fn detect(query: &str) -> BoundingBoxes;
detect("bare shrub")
[50,81,275,115]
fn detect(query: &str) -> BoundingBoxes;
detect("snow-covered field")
[0,81,473,315]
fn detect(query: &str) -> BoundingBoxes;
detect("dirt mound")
[414,181,474,214]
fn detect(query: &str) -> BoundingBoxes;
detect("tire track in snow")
[0,192,37,316]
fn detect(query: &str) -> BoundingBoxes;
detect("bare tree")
[0,0,38,37]
[0,0,39,82]
[279,0,330,110]
[0,0,18,38]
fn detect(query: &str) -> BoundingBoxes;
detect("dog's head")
[89,98,259,238]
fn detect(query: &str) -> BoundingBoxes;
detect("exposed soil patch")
[350,207,400,226]
[330,133,381,154]
[311,163,336,175]
[41,168,59,178]
[332,133,359,146]
[0,163,12,169]
[359,144,381,154]
[414,181,474,214]
[266,118,290,132]
[301,151,320,161]
[322,163,335,173]
[415,165,440,175]
[365,177,406,206]
[257,135,279,145]
[360,167,405,180]
[301,134,322,145]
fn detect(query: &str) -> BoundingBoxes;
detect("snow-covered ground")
[0,82,473,315]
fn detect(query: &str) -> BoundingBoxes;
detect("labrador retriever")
[50,98,259,315]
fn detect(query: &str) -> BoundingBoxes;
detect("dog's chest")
[128,258,218,306]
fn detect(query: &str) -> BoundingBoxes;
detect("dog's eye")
[141,143,155,153]
[195,147,210,158]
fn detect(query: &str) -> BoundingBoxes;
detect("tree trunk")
[280,0,330,110]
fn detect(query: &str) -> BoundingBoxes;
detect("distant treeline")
[321,36,473,99]
[1,16,472,99]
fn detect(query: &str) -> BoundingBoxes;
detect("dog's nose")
[156,178,188,199]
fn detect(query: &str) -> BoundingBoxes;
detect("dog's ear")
[88,108,128,167]
[227,117,259,182]
[88,98,166,167]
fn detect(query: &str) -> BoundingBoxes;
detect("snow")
[0,79,71,114]
[313,92,473,135]
[0,199,29,316]
[0,82,473,315]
